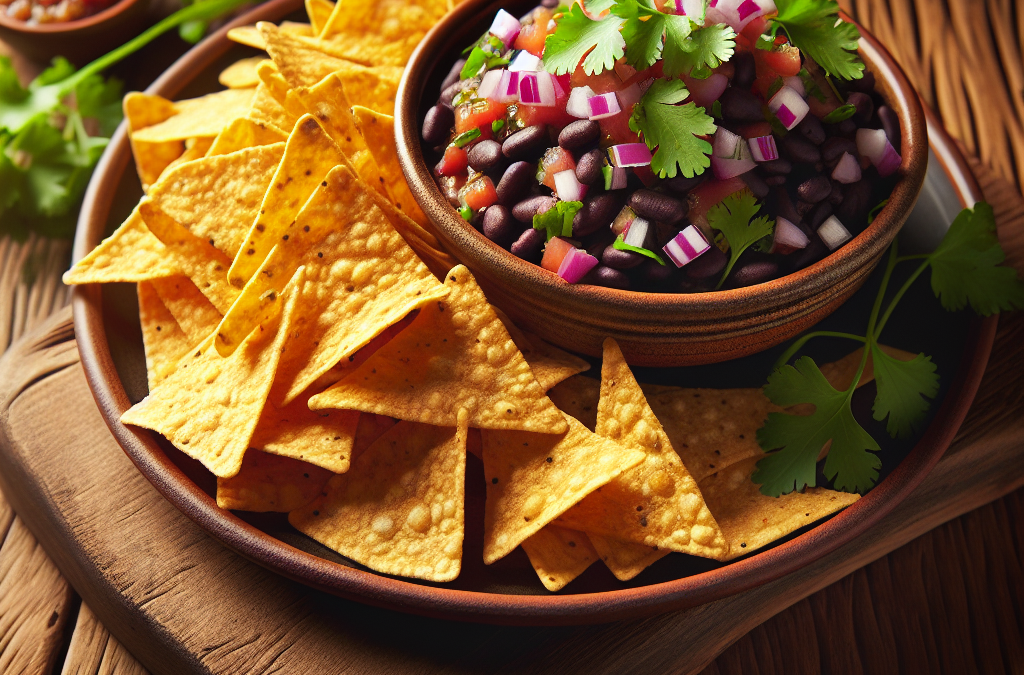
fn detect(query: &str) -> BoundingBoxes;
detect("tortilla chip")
[131,89,257,143]
[305,0,334,34]
[259,23,350,89]
[311,266,567,433]
[145,143,286,259]
[137,201,239,314]
[250,389,359,473]
[207,117,288,157]
[148,275,222,344]
[699,455,861,560]
[481,412,645,563]
[121,268,303,478]
[219,56,266,89]
[556,339,728,560]
[521,525,599,592]
[247,83,298,134]
[216,450,334,512]
[492,308,590,391]
[351,413,398,461]
[318,0,448,67]
[547,375,601,431]
[227,115,350,289]
[818,345,919,391]
[590,536,669,582]
[289,410,469,582]
[350,106,429,227]
[254,61,311,120]
[62,208,180,285]
[363,173,453,270]
[227,21,314,49]
[334,64,404,116]
[123,92,184,190]
[162,136,215,175]
[137,281,192,388]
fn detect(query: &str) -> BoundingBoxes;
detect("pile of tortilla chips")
[63,0,866,590]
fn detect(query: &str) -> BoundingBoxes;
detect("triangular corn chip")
[289,410,469,582]
[350,106,429,227]
[131,88,256,143]
[62,208,180,285]
[305,0,334,34]
[216,450,334,512]
[255,60,311,120]
[123,92,184,190]
[292,72,368,159]
[521,525,599,592]
[318,0,448,66]
[351,413,398,462]
[480,412,645,564]
[227,115,350,289]
[311,266,567,433]
[590,536,668,582]
[137,281,192,388]
[145,143,286,259]
[547,374,600,431]
[247,83,298,134]
[818,345,919,391]
[250,389,359,473]
[333,64,404,116]
[207,117,288,157]
[259,23,349,89]
[493,307,590,391]
[149,275,221,344]
[227,20,313,49]
[219,56,265,89]
[557,339,728,560]
[161,136,215,177]
[121,268,303,478]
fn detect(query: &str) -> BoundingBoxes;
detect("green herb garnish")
[613,236,665,264]
[452,128,482,147]
[629,78,716,179]
[822,103,857,123]
[770,0,864,80]
[533,200,583,240]
[707,191,775,289]
[542,3,626,76]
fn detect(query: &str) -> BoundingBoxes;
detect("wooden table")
[0,0,1022,672]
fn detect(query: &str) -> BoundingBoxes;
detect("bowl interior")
[0,0,140,33]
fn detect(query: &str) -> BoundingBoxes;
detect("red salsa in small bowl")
[1,0,118,24]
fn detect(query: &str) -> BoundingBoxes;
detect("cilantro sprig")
[533,201,583,240]
[543,3,626,76]
[754,202,1024,497]
[629,79,716,178]
[769,0,864,80]
[707,190,775,288]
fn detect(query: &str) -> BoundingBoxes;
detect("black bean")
[838,119,856,135]
[796,114,826,145]
[482,205,516,246]
[510,227,545,262]
[773,187,801,224]
[796,200,815,217]
[732,51,756,89]
[765,175,786,186]
[780,134,822,164]
[759,158,793,175]
[512,195,556,223]
[664,173,706,193]
[558,120,600,151]
[422,105,454,145]
[847,70,875,93]
[684,245,726,280]
[601,244,645,270]
[821,136,858,165]
[629,189,687,225]
[502,124,548,160]
[573,193,623,237]
[641,259,675,285]
[496,162,535,206]
[837,178,872,223]
[788,237,827,270]
[467,140,503,172]
[808,200,833,229]
[440,59,465,94]
[878,106,900,149]
[728,260,779,288]
[440,79,472,110]
[846,92,874,126]
[575,149,604,185]
[797,175,832,203]
[581,265,631,289]
[720,86,764,122]
[741,171,770,199]
[828,181,845,206]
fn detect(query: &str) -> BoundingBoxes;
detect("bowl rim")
[72,0,996,625]
[0,0,142,34]
[395,0,929,323]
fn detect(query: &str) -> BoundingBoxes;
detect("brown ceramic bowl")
[396,2,928,366]
[0,0,149,65]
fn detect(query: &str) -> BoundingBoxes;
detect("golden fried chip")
[228,20,314,49]
[121,268,303,478]
[148,275,221,344]
[818,345,919,391]
[311,266,567,433]
[131,89,256,143]
[289,411,469,582]
[333,64,404,116]
[216,450,334,512]
[350,106,429,228]
[137,281,192,388]
[162,136,215,176]
[480,413,645,563]
[521,525,599,592]
[291,72,369,165]
[146,143,286,259]
[123,92,184,190]
[254,61,310,120]
[351,413,398,462]
[207,117,288,156]
[259,22,349,89]
[247,83,298,134]
[62,208,180,285]
[227,115,349,289]
[492,308,590,391]
[547,374,601,431]
[305,0,334,34]
[318,0,448,66]
[699,455,861,560]
[219,56,266,89]
[556,339,728,560]
[590,537,668,582]
[250,390,359,473]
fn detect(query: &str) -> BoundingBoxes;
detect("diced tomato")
[461,176,498,210]
[736,121,772,139]
[513,7,553,56]
[437,145,468,176]
[513,102,575,131]
[740,16,769,45]
[538,147,576,189]
[570,65,622,94]
[541,236,575,273]
[687,177,748,231]
[633,165,658,187]
[455,99,507,134]
[754,69,780,99]
[621,61,664,88]
[598,111,641,147]
[761,43,802,77]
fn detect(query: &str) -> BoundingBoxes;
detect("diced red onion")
[817,215,852,250]
[609,143,653,167]
[557,247,600,284]
[831,152,862,184]
[768,86,809,130]
[783,75,805,97]
[663,225,711,268]
[509,50,541,72]
[686,73,729,109]
[489,9,521,47]
[553,169,588,202]
[603,165,628,190]
[770,217,809,254]
[588,92,621,119]
[706,0,776,32]
[748,135,779,162]
[616,83,643,112]
[622,216,650,248]
[519,72,556,106]
[495,70,520,103]
[856,128,901,177]
[566,86,596,118]
[667,0,705,15]
[477,69,504,100]
[712,154,755,179]
[712,128,755,178]
[713,127,743,158]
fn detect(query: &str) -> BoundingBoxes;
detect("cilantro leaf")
[659,14,698,76]
[629,78,715,179]
[928,201,1024,315]
[754,356,882,496]
[665,24,736,79]
[616,1,666,70]
[707,190,775,288]
[533,201,583,240]
[869,346,939,440]
[544,4,626,76]
[585,0,617,14]
[613,236,665,264]
[772,0,864,80]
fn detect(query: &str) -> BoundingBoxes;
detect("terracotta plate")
[72,0,996,625]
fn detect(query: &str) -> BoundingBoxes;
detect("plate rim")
[70,0,998,625]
